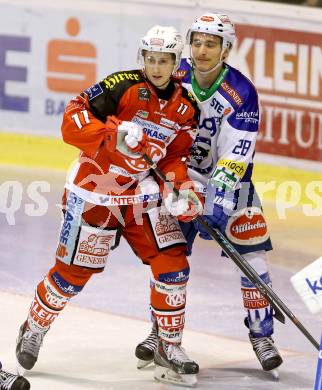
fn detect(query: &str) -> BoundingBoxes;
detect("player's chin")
[152,78,167,88]
[195,63,212,72]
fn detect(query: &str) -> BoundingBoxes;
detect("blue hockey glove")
[196,188,237,240]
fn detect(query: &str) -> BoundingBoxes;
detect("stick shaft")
[143,154,319,351]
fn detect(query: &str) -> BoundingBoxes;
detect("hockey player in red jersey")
[15,26,203,387]
[136,13,283,380]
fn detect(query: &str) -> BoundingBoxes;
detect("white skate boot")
[249,334,283,379]
[135,326,158,369]
[154,340,199,387]
[0,362,30,390]
[16,321,47,374]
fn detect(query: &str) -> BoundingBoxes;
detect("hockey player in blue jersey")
[135,12,283,382]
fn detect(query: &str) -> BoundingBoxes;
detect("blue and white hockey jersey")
[178,58,259,192]
[177,58,272,256]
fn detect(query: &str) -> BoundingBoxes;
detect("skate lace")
[141,328,158,351]
[251,336,277,362]
[0,369,18,390]
[165,344,191,363]
[22,329,45,357]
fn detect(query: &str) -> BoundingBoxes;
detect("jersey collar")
[190,65,229,102]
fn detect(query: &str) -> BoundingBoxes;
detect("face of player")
[191,32,226,73]
[144,51,175,89]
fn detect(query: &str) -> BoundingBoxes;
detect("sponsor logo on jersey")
[138,87,150,101]
[136,109,149,119]
[226,207,269,245]
[155,214,181,235]
[165,291,186,307]
[29,294,59,330]
[59,192,84,247]
[51,272,83,295]
[44,277,70,310]
[73,226,117,269]
[159,268,190,283]
[144,128,168,141]
[160,117,176,129]
[98,192,160,206]
[78,233,114,257]
[242,287,269,309]
[132,116,172,141]
[103,72,140,90]
[156,313,185,328]
[217,159,247,178]
[221,81,243,107]
[210,97,225,114]
[147,208,187,249]
[235,109,259,124]
[210,166,238,191]
[84,83,103,100]
[154,281,186,294]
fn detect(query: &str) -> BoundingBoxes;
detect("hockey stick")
[143,154,319,351]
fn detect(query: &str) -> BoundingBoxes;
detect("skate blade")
[269,368,279,380]
[154,365,197,387]
[137,358,154,369]
[16,361,26,376]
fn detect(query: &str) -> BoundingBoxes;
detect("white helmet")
[138,25,184,72]
[186,13,236,50]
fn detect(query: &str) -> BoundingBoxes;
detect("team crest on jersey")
[138,88,150,101]
[123,142,166,172]
[226,207,269,246]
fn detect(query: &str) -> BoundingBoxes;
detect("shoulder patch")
[84,83,103,101]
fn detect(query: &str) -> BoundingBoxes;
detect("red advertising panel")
[235,24,322,162]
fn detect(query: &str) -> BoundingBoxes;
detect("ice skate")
[0,363,30,390]
[135,326,158,369]
[154,340,199,387]
[249,334,283,379]
[16,321,47,371]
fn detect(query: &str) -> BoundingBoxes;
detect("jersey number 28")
[232,139,251,156]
